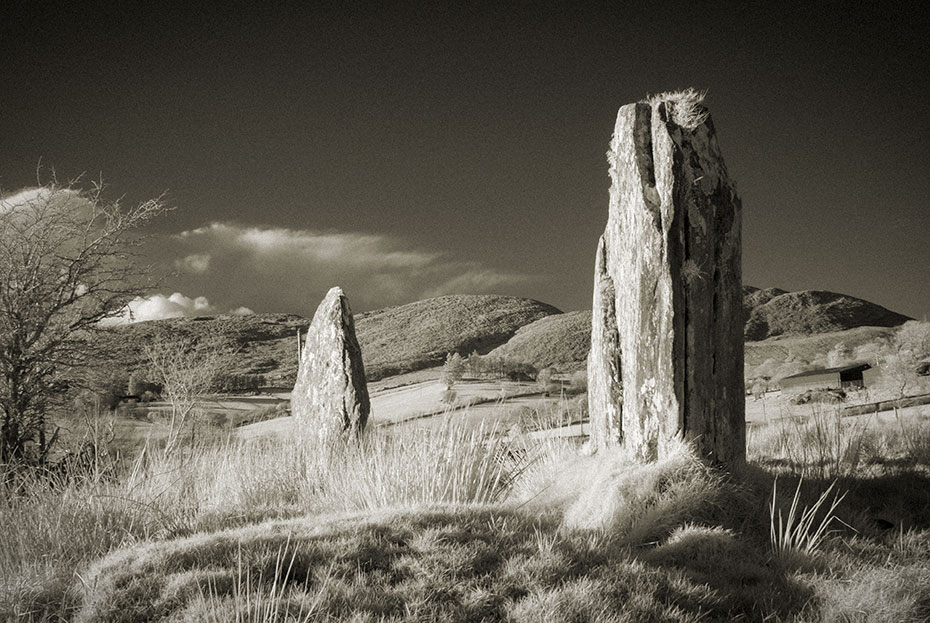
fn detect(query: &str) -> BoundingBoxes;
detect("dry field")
[4,377,930,621]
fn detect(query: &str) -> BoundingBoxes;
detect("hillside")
[96,313,307,384]
[484,287,911,372]
[487,310,591,371]
[743,325,896,369]
[354,295,560,379]
[742,287,911,340]
[102,295,560,383]
[98,288,909,383]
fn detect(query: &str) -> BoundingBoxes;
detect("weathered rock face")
[292,287,370,452]
[587,236,622,449]
[588,91,745,465]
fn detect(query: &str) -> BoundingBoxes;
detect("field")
[4,370,930,621]
[242,374,580,440]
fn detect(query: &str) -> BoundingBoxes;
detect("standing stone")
[292,287,370,452]
[588,90,745,465]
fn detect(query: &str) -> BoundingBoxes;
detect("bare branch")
[0,177,169,462]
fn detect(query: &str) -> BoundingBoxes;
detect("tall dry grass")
[0,416,520,619]
[317,418,515,511]
[769,478,845,565]
[6,401,930,621]
[748,404,930,477]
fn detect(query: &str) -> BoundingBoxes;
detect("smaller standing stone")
[292,287,370,453]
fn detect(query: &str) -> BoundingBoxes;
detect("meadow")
[3,391,930,622]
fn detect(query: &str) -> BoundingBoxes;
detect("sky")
[2,1,928,321]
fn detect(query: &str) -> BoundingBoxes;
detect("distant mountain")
[100,288,910,383]
[354,295,560,379]
[741,287,911,341]
[98,313,308,384]
[484,287,912,371]
[103,295,560,383]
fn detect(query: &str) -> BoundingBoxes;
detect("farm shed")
[862,366,882,387]
[779,363,872,393]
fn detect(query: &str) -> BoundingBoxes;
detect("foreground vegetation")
[2,405,930,622]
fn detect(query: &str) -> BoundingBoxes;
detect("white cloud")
[100,292,255,325]
[178,223,437,270]
[175,253,211,274]
[0,187,95,230]
[170,222,533,311]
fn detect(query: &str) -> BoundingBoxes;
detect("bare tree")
[143,331,233,457]
[537,367,555,392]
[440,352,465,390]
[0,178,167,462]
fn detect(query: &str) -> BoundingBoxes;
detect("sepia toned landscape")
[2,4,929,623]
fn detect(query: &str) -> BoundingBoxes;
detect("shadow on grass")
[740,463,930,535]
[67,505,821,623]
[637,524,814,622]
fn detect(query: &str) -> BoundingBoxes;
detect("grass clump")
[749,405,930,477]
[646,88,709,129]
[317,418,515,510]
[769,478,845,566]
[516,437,738,546]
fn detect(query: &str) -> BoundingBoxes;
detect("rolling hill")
[487,311,591,371]
[481,287,912,372]
[99,288,911,383]
[102,295,560,383]
[354,295,560,379]
[742,287,911,341]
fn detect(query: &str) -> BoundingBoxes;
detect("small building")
[862,366,882,387]
[779,363,872,393]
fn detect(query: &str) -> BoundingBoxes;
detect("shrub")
[440,352,465,389]
[791,388,846,405]
[568,370,587,393]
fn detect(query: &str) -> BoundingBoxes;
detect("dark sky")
[2,1,928,320]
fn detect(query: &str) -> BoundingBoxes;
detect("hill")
[354,295,560,379]
[742,287,911,341]
[99,288,909,383]
[487,310,591,371]
[482,287,911,372]
[102,295,560,383]
[743,325,897,368]
[96,312,307,384]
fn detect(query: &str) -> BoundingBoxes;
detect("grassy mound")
[68,440,808,623]
[7,409,930,621]
[71,505,803,623]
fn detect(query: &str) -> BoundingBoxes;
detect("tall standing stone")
[292,287,370,452]
[588,90,745,465]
